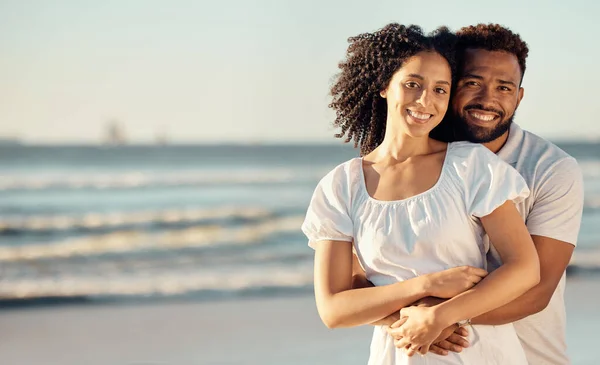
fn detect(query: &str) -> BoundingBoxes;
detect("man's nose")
[475,85,496,104]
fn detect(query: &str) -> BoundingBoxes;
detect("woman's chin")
[405,124,437,139]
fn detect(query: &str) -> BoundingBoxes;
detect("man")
[355,24,584,364]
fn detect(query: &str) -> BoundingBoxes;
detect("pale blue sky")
[1,0,598,144]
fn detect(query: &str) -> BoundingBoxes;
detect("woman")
[301,24,540,364]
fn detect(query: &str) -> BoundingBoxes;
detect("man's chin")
[463,126,498,143]
[456,116,513,144]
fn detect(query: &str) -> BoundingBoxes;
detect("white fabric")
[488,123,585,365]
[302,141,530,365]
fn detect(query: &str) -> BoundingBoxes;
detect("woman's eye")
[435,88,448,94]
[406,82,420,88]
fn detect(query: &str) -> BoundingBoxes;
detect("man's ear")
[516,87,524,108]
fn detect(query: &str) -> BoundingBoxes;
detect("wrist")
[431,301,458,328]
[418,274,433,297]
[456,318,472,327]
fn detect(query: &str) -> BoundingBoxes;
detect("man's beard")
[453,107,515,143]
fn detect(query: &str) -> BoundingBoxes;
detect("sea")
[0,142,598,305]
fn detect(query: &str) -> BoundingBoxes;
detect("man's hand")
[429,325,470,356]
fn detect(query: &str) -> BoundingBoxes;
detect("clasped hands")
[381,297,470,357]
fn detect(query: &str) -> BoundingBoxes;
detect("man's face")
[451,49,524,143]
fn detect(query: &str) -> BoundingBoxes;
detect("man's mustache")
[464,104,504,118]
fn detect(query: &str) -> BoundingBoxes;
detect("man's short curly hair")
[456,23,529,81]
[329,23,457,155]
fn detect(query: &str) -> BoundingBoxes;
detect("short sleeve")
[301,163,354,249]
[467,147,530,218]
[526,157,583,246]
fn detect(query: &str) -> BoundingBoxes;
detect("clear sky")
[1,0,599,144]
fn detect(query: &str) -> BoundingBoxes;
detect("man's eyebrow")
[462,73,484,80]
[463,73,518,87]
[498,79,518,87]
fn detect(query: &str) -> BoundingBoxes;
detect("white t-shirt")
[487,123,585,365]
[303,142,532,365]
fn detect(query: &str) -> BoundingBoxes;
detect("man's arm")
[471,235,573,325]
[354,238,570,327]
[473,157,584,325]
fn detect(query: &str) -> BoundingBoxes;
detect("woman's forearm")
[432,260,540,327]
[317,276,431,328]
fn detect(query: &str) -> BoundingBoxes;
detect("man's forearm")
[471,284,548,325]
[472,234,574,325]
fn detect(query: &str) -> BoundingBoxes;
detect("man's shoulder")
[520,128,573,160]
[516,128,578,175]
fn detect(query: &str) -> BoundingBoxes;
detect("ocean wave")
[584,195,600,210]
[0,206,275,235]
[569,249,600,271]
[0,215,305,261]
[578,161,600,178]
[0,169,327,191]
[2,249,599,301]
[0,262,314,300]
[1,245,599,302]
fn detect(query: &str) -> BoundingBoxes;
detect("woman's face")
[380,51,452,138]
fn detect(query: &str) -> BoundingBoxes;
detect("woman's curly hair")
[329,23,457,155]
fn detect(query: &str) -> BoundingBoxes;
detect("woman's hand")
[424,266,487,298]
[387,306,448,356]
[386,297,470,356]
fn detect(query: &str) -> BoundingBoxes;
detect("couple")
[302,23,584,364]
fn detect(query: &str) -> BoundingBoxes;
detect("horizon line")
[2,138,599,147]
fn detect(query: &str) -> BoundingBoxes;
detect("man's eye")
[435,88,448,94]
[465,81,479,87]
[499,86,512,92]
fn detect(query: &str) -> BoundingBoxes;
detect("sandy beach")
[0,295,371,365]
[0,276,598,365]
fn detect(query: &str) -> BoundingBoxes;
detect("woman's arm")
[314,239,487,328]
[395,201,540,354]
[432,200,540,324]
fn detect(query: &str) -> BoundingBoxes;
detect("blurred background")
[1,1,599,364]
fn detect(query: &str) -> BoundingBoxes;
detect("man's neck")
[482,131,510,154]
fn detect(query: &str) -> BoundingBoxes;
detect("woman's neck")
[372,130,434,163]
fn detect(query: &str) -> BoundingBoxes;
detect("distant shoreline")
[1,140,599,148]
